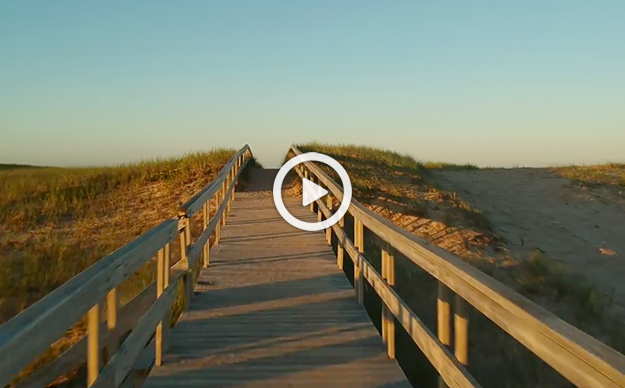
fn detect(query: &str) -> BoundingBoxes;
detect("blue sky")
[1,1,624,168]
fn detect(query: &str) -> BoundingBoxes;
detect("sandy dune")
[433,168,625,317]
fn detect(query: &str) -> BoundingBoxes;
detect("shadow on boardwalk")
[144,183,411,387]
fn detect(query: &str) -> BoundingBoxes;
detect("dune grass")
[423,161,480,170]
[295,142,492,234]
[0,149,236,321]
[553,163,625,189]
[1,148,239,385]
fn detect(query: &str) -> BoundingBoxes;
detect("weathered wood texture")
[145,192,411,388]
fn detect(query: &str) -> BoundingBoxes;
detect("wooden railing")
[289,145,625,388]
[0,145,253,388]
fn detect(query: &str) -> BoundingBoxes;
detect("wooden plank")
[144,194,410,388]
[291,144,625,388]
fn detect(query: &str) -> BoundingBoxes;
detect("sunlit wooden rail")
[289,144,625,388]
[0,145,252,388]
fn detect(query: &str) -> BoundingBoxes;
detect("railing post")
[231,164,236,201]
[455,294,469,366]
[221,181,227,226]
[354,217,364,305]
[325,194,332,245]
[156,247,165,366]
[203,200,210,268]
[317,185,323,223]
[179,219,192,309]
[105,287,118,359]
[356,219,364,253]
[309,175,315,213]
[87,304,99,387]
[382,244,395,359]
[438,283,452,346]
[106,289,117,331]
[337,217,344,270]
[436,281,451,388]
[214,194,221,245]
[178,219,186,257]
[438,282,452,388]
[163,242,170,350]
[164,242,170,287]
[228,168,234,211]
[185,218,191,249]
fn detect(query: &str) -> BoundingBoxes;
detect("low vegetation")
[0,149,236,321]
[0,149,237,385]
[295,142,497,256]
[423,161,480,170]
[553,163,625,188]
[290,142,625,388]
[553,164,625,205]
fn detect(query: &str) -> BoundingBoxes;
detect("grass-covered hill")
[1,148,239,385]
[0,149,236,323]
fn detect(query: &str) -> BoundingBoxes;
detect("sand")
[433,168,625,318]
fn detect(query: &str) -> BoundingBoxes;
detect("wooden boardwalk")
[144,185,411,387]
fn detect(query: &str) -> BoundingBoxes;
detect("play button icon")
[302,178,328,207]
[273,152,352,232]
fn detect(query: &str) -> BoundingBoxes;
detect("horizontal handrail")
[290,144,625,388]
[315,198,480,388]
[180,145,251,217]
[0,218,178,384]
[0,145,253,388]
[91,277,179,388]
[18,282,158,388]
[176,155,249,272]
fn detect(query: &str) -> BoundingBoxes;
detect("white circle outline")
[273,152,352,232]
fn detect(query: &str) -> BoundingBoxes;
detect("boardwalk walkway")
[144,170,411,387]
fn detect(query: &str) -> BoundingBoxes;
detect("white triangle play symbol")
[302,178,328,207]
